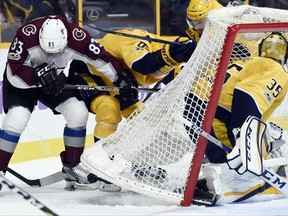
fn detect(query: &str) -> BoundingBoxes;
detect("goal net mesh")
[82,5,288,205]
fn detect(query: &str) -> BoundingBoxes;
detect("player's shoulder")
[243,56,280,67]
[254,56,284,69]
[63,19,92,52]
[248,57,287,78]
[15,16,47,48]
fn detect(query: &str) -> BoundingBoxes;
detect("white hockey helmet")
[39,18,68,54]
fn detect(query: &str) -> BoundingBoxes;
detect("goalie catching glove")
[34,63,65,96]
[160,39,197,66]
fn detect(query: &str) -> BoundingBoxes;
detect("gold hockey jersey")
[88,29,183,86]
[213,57,288,150]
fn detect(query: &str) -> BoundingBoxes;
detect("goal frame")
[181,22,288,206]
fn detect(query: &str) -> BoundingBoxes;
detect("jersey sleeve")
[6,23,41,88]
[64,20,123,83]
[120,41,166,75]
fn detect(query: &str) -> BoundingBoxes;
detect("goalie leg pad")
[202,163,285,204]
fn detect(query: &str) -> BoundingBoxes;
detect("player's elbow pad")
[131,51,167,75]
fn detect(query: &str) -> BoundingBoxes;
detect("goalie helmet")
[258,32,288,66]
[39,18,68,54]
[186,0,223,29]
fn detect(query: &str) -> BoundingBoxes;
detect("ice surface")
[1,157,287,216]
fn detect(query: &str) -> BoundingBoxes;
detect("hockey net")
[82,5,288,206]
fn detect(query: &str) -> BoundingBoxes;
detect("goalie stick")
[64,84,160,93]
[7,167,64,187]
[173,114,288,196]
[0,175,59,216]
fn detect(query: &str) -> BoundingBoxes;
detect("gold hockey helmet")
[186,0,223,23]
[258,32,288,66]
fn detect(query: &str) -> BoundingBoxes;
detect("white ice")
[1,157,288,216]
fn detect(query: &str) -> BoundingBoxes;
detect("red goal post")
[81,5,288,206]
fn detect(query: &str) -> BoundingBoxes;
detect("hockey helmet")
[39,18,68,54]
[258,32,288,66]
[186,0,223,30]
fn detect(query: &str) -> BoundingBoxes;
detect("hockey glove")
[114,69,139,101]
[119,86,139,101]
[115,94,139,111]
[265,122,285,153]
[226,145,247,175]
[161,40,197,66]
[226,128,247,175]
[34,63,65,96]
[114,69,138,88]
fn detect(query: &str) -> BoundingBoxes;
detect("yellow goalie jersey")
[212,56,288,153]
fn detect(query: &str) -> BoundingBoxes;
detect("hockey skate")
[131,165,168,183]
[62,163,121,192]
[191,178,217,206]
[173,178,216,206]
[61,152,121,192]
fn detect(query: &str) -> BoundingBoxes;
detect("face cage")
[186,16,207,33]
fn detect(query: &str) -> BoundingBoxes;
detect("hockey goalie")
[202,116,287,204]
[187,32,288,204]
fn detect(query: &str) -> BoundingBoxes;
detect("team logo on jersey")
[72,28,86,41]
[133,42,147,51]
[137,42,146,48]
[8,52,21,61]
[22,24,37,36]
[264,91,272,102]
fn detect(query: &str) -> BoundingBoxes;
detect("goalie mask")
[39,18,68,54]
[258,32,288,66]
[186,0,223,30]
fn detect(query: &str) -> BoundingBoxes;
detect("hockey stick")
[173,114,288,196]
[64,84,160,93]
[72,14,183,46]
[7,167,64,187]
[143,80,163,102]
[0,175,59,216]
